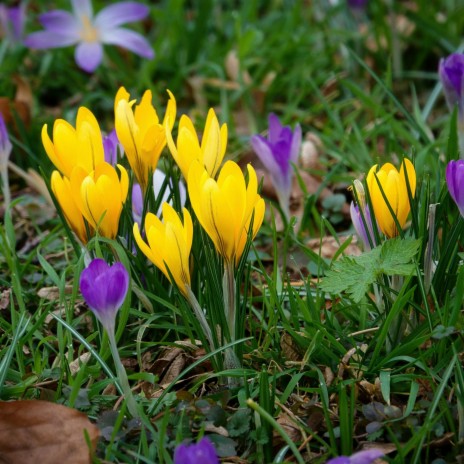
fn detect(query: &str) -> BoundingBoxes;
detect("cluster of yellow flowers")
[44,107,128,243]
[43,87,265,297]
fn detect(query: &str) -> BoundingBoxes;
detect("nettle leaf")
[379,237,421,275]
[319,255,377,302]
[320,237,420,303]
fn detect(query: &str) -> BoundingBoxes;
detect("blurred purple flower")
[0,3,26,43]
[446,160,464,217]
[24,0,154,73]
[174,437,219,464]
[326,448,384,464]
[439,53,464,118]
[132,169,187,226]
[103,129,122,165]
[250,113,301,219]
[347,0,368,10]
[0,111,12,210]
[0,112,12,164]
[79,258,129,333]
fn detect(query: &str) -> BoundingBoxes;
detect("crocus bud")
[350,180,376,250]
[79,259,129,334]
[250,113,302,219]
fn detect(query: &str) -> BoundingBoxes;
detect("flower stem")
[185,285,215,352]
[222,260,242,373]
[223,260,236,342]
[0,161,10,212]
[107,326,139,419]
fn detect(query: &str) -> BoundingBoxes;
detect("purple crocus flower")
[79,258,129,333]
[446,160,464,217]
[326,448,384,464]
[24,0,154,73]
[103,129,122,166]
[173,437,219,464]
[250,113,302,219]
[439,53,464,118]
[0,3,26,44]
[132,169,187,226]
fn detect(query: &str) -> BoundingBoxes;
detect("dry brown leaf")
[37,285,74,301]
[280,332,303,362]
[0,289,11,311]
[0,76,32,130]
[0,400,99,464]
[307,235,362,259]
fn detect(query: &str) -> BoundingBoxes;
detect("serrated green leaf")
[320,237,419,303]
[320,256,375,302]
[379,237,420,275]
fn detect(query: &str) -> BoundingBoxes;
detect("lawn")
[1,1,464,463]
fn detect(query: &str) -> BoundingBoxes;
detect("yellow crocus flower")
[366,159,416,238]
[70,162,129,239]
[42,107,105,178]
[51,170,93,244]
[114,86,176,192]
[133,203,193,297]
[188,160,265,266]
[166,108,227,180]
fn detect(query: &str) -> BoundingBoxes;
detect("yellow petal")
[51,171,89,243]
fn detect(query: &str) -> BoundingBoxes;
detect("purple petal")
[272,136,293,176]
[7,5,26,42]
[38,10,79,34]
[132,183,143,226]
[103,129,120,165]
[251,134,282,182]
[173,437,219,464]
[0,112,12,159]
[100,27,154,59]
[95,2,149,29]
[447,160,464,216]
[347,0,368,10]
[24,30,78,49]
[326,458,350,464]
[71,0,93,20]
[80,259,111,311]
[439,53,464,115]
[75,41,104,72]
[289,123,302,164]
[104,263,130,311]
[350,202,370,249]
[349,448,385,464]
[268,113,284,144]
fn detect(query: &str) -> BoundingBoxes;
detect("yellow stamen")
[80,15,99,43]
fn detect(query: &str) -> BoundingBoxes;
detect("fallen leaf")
[0,400,99,464]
